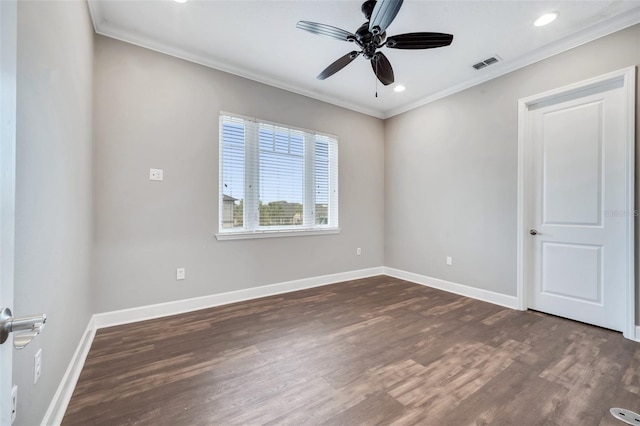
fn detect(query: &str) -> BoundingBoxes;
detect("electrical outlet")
[356,248,362,256]
[176,267,186,280]
[446,256,453,266]
[11,385,17,424]
[34,349,42,384]
[149,168,164,181]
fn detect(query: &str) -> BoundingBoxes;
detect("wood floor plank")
[319,392,405,426]
[622,349,640,396]
[63,276,640,425]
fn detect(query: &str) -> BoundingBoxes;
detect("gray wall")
[385,25,640,300]
[14,1,94,425]
[92,36,385,313]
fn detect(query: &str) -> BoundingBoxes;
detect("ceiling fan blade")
[386,32,454,49]
[296,21,356,42]
[317,51,360,80]
[371,52,394,85]
[368,0,404,35]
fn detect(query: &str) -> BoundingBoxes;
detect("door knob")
[0,307,47,350]
[529,229,538,235]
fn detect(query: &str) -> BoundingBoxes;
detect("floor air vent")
[472,56,501,70]
[610,408,640,425]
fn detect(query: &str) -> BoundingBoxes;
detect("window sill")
[215,227,341,241]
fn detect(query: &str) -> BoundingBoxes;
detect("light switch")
[34,349,42,384]
[176,268,186,280]
[149,168,164,181]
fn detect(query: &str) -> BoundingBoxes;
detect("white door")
[0,0,17,423]
[522,69,635,334]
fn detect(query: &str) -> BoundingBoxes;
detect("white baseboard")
[41,316,96,426]
[384,267,519,310]
[93,266,385,329]
[40,266,384,425]
[42,264,522,425]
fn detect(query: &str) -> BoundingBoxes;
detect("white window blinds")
[219,113,339,236]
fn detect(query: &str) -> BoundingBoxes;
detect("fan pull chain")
[375,57,378,98]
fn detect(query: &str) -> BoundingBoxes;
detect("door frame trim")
[0,0,17,423]
[516,66,637,340]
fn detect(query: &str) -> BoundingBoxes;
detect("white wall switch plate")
[34,349,42,384]
[176,267,186,280]
[446,256,453,266]
[149,168,164,181]
[11,385,17,424]
[356,248,361,256]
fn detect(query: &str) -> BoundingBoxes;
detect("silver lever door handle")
[0,307,47,350]
[529,229,538,235]
[10,314,47,332]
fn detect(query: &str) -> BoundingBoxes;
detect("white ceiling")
[88,0,640,118]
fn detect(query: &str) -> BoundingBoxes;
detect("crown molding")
[87,1,385,119]
[87,1,640,121]
[381,8,640,118]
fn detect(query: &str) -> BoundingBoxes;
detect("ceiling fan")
[296,0,453,87]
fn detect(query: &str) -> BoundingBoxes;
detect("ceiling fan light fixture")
[534,12,558,27]
[394,85,406,92]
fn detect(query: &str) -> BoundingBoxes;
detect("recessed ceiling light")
[394,85,406,92]
[534,12,557,27]
[174,0,188,3]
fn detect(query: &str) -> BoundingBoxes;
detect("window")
[217,113,339,239]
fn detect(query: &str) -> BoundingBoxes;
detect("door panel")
[527,78,628,332]
[542,101,602,226]
[541,242,601,303]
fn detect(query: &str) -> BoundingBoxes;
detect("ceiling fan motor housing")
[356,22,386,59]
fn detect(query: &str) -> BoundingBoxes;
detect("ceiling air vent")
[472,55,501,70]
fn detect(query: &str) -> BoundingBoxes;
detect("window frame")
[216,112,340,240]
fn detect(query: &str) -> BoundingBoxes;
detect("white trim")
[42,261,638,424]
[383,10,640,119]
[218,114,339,236]
[86,1,640,119]
[516,66,636,340]
[0,1,17,424]
[216,227,340,241]
[40,267,384,424]
[623,67,636,341]
[93,267,384,329]
[88,18,384,119]
[384,267,519,310]
[516,97,528,312]
[41,317,96,426]
[220,111,338,140]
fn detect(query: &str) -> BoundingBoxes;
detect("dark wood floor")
[63,276,640,425]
